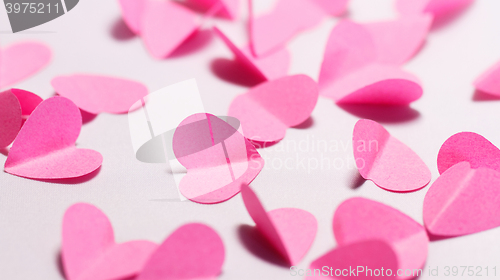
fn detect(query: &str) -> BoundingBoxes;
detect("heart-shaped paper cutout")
[4,97,103,179]
[0,42,51,88]
[51,74,149,114]
[437,132,500,174]
[137,223,225,280]
[213,26,290,82]
[334,197,428,279]
[172,113,264,204]
[62,203,158,280]
[353,119,431,192]
[187,0,239,19]
[228,75,319,143]
[396,0,474,18]
[474,60,500,97]
[0,88,42,147]
[424,161,500,237]
[241,185,317,266]
[118,0,146,34]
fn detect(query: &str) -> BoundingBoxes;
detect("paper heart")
[51,74,149,114]
[353,119,431,192]
[250,0,348,57]
[187,0,239,19]
[172,113,264,204]
[424,161,500,237]
[474,60,500,97]
[0,88,42,147]
[141,0,199,59]
[4,97,103,179]
[307,240,398,279]
[0,42,51,88]
[228,75,318,143]
[118,0,146,34]
[137,223,225,280]
[396,0,474,18]
[437,132,500,174]
[213,26,290,82]
[241,185,317,266]
[62,203,158,280]
[333,197,428,279]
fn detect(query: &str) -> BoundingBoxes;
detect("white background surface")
[1,0,500,279]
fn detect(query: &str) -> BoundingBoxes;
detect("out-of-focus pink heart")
[474,60,500,97]
[228,75,318,143]
[396,0,474,18]
[62,203,158,280]
[4,97,103,179]
[137,223,225,280]
[118,0,146,34]
[241,185,317,266]
[187,0,240,19]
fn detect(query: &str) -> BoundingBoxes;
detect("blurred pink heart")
[474,60,500,97]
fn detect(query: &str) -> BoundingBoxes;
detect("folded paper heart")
[118,0,146,34]
[241,185,317,266]
[333,197,428,279]
[474,60,500,97]
[396,0,475,19]
[51,74,149,114]
[4,96,103,179]
[0,89,42,148]
[0,41,51,88]
[437,132,500,174]
[228,75,319,143]
[424,161,500,237]
[172,113,264,204]
[213,26,290,82]
[62,203,158,280]
[137,223,225,280]
[353,119,431,192]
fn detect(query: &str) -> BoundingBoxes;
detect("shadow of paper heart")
[291,116,314,129]
[237,224,289,267]
[472,90,500,101]
[110,17,136,41]
[430,1,475,31]
[36,166,101,184]
[338,104,420,123]
[210,58,265,87]
[349,172,366,190]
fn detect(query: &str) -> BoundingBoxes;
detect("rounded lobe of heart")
[424,162,500,237]
[10,88,43,116]
[334,197,428,279]
[141,0,199,59]
[137,223,225,280]
[118,0,146,34]
[474,60,500,97]
[396,0,474,18]
[0,90,22,147]
[51,74,148,114]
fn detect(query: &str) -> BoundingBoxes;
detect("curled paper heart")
[0,42,51,88]
[334,197,428,279]
[0,88,42,148]
[118,0,146,34]
[228,75,319,143]
[213,26,290,82]
[424,162,500,237]
[51,74,149,114]
[437,132,500,174]
[353,119,431,192]
[4,97,103,179]
[62,203,158,280]
[396,0,474,18]
[241,185,317,265]
[187,0,239,19]
[137,223,225,280]
[474,60,500,97]
[172,113,264,204]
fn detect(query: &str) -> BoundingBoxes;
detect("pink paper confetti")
[396,0,474,18]
[51,74,149,114]
[241,185,317,266]
[118,0,146,34]
[228,75,318,143]
[172,113,264,204]
[353,119,431,192]
[62,203,158,280]
[334,197,428,279]
[4,97,103,179]
[187,0,240,19]
[137,223,225,280]
[213,26,290,82]
[0,42,51,88]
[424,161,500,237]
[474,60,500,97]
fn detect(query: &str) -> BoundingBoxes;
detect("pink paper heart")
[437,132,500,174]
[51,74,149,114]
[213,26,290,82]
[172,113,264,204]
[62,203,158,280]
[474,60,500,97]
[228,75,319,143]
[187,0,239,19]
[137,223,225,280]
[334,197,428,279]
[241,185,317,266]
[4,97,103,179]
[118,0,146,34]
[0,42,51,88]
[424,161,500,237]
[353,119,431,192]
[309,0,349,16]
[141,0,199,59]
[396,0,474,18]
